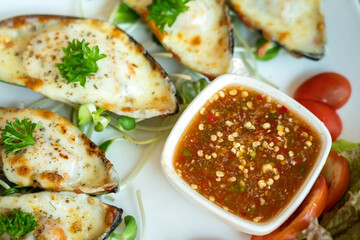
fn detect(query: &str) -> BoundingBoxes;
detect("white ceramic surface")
[0,0,359,239]
[161,74,332,235]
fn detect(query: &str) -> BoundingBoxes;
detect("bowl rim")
[161,74,332,235]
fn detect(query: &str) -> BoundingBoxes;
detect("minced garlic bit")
[253,216,263,223]
[191,184,198,190]
[229,176,236,182]
[199,107,205,115]
[225,120,233,127]
[258,180,267,189]
[218,90,225,98]
[212,94,219,101]
[229,89,238,96]
[241,91,248,98]
[262,163,273,173]
[209,196,215,202]
[197,150,204,157]
[305,141,312,147]
[216,171,225,177]
[262,123,271,129]
[267,178,274,186]
[211,134,217,141]
[260,198,265,206]
[198,123,204,130]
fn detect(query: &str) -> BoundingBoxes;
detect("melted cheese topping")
[0,16,178,118]
[0,108,118,194]
[124,0,233,78]
[229,0,325,57]
[0,192,122,240]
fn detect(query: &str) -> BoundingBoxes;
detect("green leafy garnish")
[177,78,209,107]
[147,0,192,32]
[0,209,39,238]
[331,139,359,153]
[1,186,32,196]
[55,39,107,87]
[0,118,42,154]
[117,116,136,131]
[254,37,281,61]
[113,2,139,24]
[110,215,138,240]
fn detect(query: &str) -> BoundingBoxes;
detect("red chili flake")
[257,94,264,100]
[273,137,279,143]
[278,147,287,155]
[240,212,248,217]
[201,182,209,189]
[178,155,186,165]
[206,113,218,124]
[279,106,289,114]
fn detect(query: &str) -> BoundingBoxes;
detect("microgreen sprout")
[77,103,111,132]
[117,116,136,131]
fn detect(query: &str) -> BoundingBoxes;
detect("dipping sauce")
[173,85,321,222]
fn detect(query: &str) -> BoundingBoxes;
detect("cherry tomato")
[321,151,350,212]
[297,99,342,141]
[294,72,351,109]
[251,175,328,240]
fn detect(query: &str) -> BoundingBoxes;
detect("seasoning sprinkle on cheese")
[173,85,321,223]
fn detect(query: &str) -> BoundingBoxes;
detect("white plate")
[0,0,359,239]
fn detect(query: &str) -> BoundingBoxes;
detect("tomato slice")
[297,99,342,141]
[321,151,350,212]
[251,175,328,240]
[294,72,351,109]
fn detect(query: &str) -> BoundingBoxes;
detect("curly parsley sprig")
[0,209,39,238]
[0,118,42,154]
[147,0,192,32]
[55,39,107,87]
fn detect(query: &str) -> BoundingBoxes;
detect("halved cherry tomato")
[294,72,351,109]
[321,151,350,212]
[251,175,328,240]
[297,99,342,141]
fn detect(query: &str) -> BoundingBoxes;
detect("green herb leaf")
[0,209,39,238]
[254,37,280,61]
[147,0,192,32]
[113,2,139,24]
[0,118,42,154]
[55,39,106,87]
[180,78,208,104]
[331,139,359,153]
[110,215,137,240]
[117,116,136,131]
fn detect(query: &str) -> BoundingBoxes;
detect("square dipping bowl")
[161,74,331,235]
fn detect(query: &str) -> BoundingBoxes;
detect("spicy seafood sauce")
[173,85,321,222]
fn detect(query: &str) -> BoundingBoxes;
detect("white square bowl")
[161,74,331,235]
